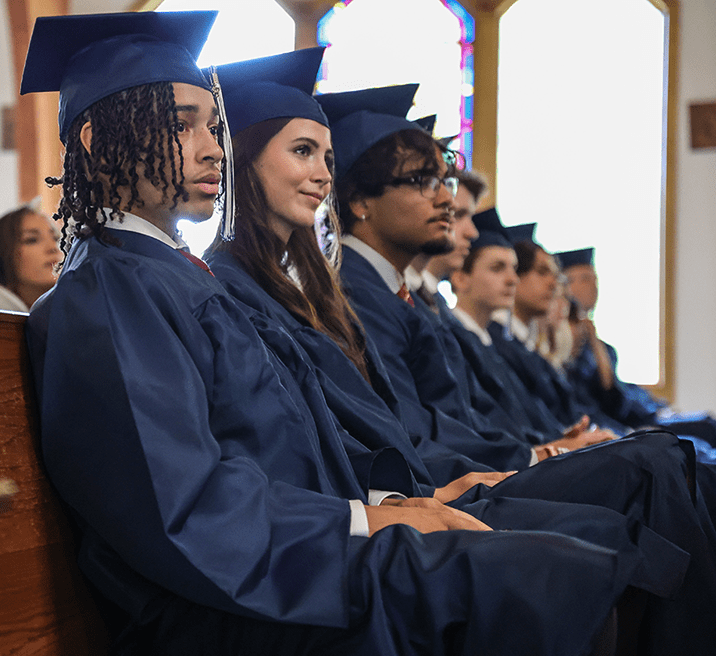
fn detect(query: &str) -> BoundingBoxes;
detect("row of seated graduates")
[557,246,716,465]
[398,193,716,544]
[3,17,635,654]
[9,14,716,652]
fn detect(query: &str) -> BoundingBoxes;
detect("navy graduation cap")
[213,48,328,137]
[504,222,536,245]
[20,11,217,143]
[471,207,512,250]
[316,83,431,180]
[555,247,594,270]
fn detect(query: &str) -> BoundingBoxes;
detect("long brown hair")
[208,117,369,380]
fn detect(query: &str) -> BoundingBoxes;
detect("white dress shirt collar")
[341,235,404,294]
[102,209,188,251]
[492,309,538,350]
[404,265,423,293]
[420,269,440,296]
[452,307,493,346]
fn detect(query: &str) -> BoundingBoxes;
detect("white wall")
[674,0,716,412]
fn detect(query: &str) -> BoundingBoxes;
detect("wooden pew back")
[0,310,109,654]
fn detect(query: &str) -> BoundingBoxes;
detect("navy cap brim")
[331,111,432,180]
[556,248,595,269]
[318,83,432,180]
[21,11,217,141]
[470,207,513,250]
[212,48,328,136]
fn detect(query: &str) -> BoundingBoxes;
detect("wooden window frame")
[469,0,678,400]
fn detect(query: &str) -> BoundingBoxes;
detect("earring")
[360,214,366,221]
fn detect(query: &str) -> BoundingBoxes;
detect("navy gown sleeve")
[27,237,359,627]
[339,248,532,473]
[209,251,489,486]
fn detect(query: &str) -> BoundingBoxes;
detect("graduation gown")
[569,339,716,461]
[487,319,630,434]
[337,247,716,653]
[339,246,534,472]
[207,251,714,603]
[442,304,567,440]
[27,230,656,656]
[414,292,554,445]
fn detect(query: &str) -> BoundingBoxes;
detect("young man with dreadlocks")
[21,12,668,656]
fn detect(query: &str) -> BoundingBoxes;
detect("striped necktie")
[179,250,214,276]
[397,282,414,307]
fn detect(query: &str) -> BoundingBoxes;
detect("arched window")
[317,0,474,166]
[494,0,672,387]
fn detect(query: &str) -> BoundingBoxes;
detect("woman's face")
[254,118,333,244]
[14,211,61,292]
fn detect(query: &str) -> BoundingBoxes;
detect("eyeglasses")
[387,174,459,199]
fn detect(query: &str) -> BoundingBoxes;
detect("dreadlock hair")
[336,128,459,235]
[207,117,370,381]
[47,82,196,254]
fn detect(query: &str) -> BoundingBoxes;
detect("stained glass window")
[317,0,474,167]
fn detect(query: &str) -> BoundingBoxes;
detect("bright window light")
[496,0,666,385]
[317,0,474,165]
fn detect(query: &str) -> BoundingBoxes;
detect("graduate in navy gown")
[203,49,698,558]
[487,236,631,434]
[323,82,716,653]
[436,202,570,440]
[558,246,716,462]
[19,12,674,656]
[198,52,716,651]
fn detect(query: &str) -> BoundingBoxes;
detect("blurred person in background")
[0,203,61,311]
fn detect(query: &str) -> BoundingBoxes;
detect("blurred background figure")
[0,203,61,312]
[535,276,574,374]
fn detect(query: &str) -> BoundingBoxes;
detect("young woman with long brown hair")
[0,203,61,311]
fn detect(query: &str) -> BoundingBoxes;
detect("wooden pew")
[0,310,109,655]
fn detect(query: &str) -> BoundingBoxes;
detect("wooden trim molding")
[648,0,679,402]
[7,0,67,212]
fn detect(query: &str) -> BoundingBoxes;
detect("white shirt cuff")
[349,499,370,537]
[368,489,407,506]
[530,446,570,466]
[349,490,408,537]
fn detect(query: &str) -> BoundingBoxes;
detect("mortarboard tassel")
[209,66,235,241]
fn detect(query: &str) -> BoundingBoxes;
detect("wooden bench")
[0,310,109,654]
